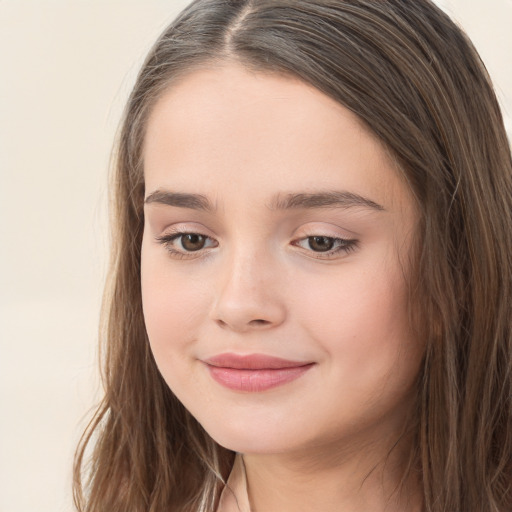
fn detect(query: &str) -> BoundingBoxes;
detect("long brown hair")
[74,1,512,510]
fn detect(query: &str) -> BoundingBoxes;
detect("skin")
[141,64,425,511]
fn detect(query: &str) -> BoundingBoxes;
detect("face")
[141,64,424,457]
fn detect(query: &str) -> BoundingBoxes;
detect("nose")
[210,249,287,333]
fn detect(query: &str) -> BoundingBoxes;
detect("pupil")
[182,234,205,251]
[309,236,334,252]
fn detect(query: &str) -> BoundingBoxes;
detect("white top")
[216,454,251,512]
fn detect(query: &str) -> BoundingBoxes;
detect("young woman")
[74,1,512,511]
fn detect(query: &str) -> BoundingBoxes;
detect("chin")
[200,417,298,455]
[211,433,289,455]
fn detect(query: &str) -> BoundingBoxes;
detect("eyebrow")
[268,191,384,211]
[145,190,215,211]
[144,189,384,212]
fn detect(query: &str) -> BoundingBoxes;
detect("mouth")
[203,353,315,392]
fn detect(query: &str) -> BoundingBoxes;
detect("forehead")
[143,64,412,214]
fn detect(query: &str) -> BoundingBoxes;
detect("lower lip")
[206,364,314,392]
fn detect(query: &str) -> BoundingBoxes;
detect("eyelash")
[155,232,218,260]
[155,231,358,260]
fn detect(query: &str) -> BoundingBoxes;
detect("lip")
[203,353,315,392]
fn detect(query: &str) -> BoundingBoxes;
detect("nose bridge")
[211,240,286,331]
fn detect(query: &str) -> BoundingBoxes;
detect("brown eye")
[181,234,207,251]
[156,231,218,258]
[293,235,358,259]
[308,236,335,252]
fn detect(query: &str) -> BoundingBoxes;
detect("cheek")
[293,259,416,376]
[289,263,422,436]
[140,248,209,363]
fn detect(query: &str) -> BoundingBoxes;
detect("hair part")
[74,1,512,511]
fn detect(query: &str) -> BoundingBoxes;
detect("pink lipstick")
[203,353,314,392]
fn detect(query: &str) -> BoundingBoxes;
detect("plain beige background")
[0,2,510,511]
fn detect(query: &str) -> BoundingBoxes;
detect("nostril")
[249,319,270,326]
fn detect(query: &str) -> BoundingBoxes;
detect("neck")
[242,430,422,512]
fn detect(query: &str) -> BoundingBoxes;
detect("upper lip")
[204,353,313,370]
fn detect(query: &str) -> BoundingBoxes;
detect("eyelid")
[291,234,358,260]
[153,223,358,261]
[155,225,219,259]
